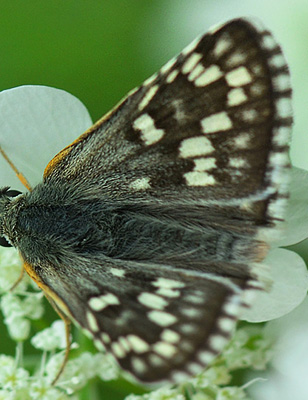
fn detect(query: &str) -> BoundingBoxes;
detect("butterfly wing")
[36,255,255,383]
[44,18,291,213]
[34,18,292,383]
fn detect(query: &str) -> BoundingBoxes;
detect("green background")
[1,0,307,173]
[0,1,307,399]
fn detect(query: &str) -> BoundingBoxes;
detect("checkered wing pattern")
[38,18,292,383]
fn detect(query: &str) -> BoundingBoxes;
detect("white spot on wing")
[147,310,177,327]
[273,74,291,91]
[187,362,203,375]
[241,109,258,122]
[213,35,232,57]
[131,357,148,374]
[129,177,151,191]
[82,328,93,339]
[153,341,177,358]
[89,293,120,311]
[155,287,181,298]
[268,54,286,68]
[110,267,126,277]
[160,57,177,74]
[118,336,131,352]
[111,342,126,358]
[143,73,157,86]
[161,329,180,344]
[127,334,150,353]
[179,323,198,334]
[149,354,165,367]
[273,127,290,146]
[138,292,168,310]
[193,157,216,171]
[226,52,247,67]
[180,307,202,318]
[166,69,179,83]
[232,133,250,148]
[262,34,277,51]
[269,152,290,167]
[201,112,232,133]
[194,65,223,87]
[209,334,229,351]
[94,339,105,352]
[181,36,201,56]
[152,278,186,289]
[226,66,252,87]
[222,296,241,316]
[188,63,204,81]
[182,53,202,74]
[101,332,111,343]
[228,157,248,168]
[198,350,215,364]
[138,85,159,110]
[133,113,165,145]
[250,82,266,96]
[86,311,99,332]
[217,317,235,332]
[275,98,292,118]
[171,370,190,383]
[184,171,216,186]
[185,292,206,304]
[227,88,247,106]
[179,136,215,158]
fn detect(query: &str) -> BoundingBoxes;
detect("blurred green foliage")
[0,1,173,122]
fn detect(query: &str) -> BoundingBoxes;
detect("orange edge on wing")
[23,260,71,318]
[43,89,136,179]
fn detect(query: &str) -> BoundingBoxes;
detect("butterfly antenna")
[0,145,32,191]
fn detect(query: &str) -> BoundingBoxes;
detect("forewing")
[44,18,291,220]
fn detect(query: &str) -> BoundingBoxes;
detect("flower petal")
[250,299,308,400]
[0,85,92,190]
[275,167,308,246]
[241,249,308,322]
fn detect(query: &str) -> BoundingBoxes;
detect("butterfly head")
[0,187,22,247]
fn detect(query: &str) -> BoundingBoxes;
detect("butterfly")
[0,18,292,384]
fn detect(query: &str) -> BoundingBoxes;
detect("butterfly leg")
[50,308,72,385]
[9,266,25,292]
[41,292,72,385]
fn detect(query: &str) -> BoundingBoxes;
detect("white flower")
[249,298,308,400]
[241,167,308,323]
[22,293,45,320]
[31,320,67,351]
[0,247,28,293]
[0,85,92,190]
[0,364,29,390]
[92,353,119,381]
[0,293,32,341]
[126,387,185,400]
[29,379,73,400]
[242,248,308,322]
[45,351,118,394]
[216,386,249,400]
[0,390,14,400]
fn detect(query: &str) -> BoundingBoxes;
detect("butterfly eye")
[5,190,22,198]
[0,236,12,247]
